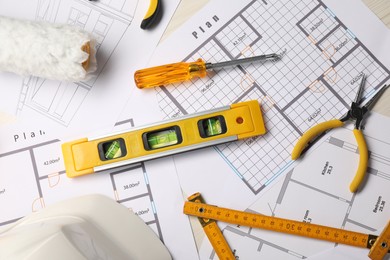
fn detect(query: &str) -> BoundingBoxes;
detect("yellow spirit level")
[62,100,266,178]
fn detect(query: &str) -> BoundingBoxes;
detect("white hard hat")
[0,194,171,260]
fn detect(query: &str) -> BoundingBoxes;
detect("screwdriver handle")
[134,59,207,89]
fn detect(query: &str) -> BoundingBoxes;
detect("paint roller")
[0,15,97,82]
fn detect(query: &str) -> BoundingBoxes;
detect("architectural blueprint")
[196,112,390,259]
[0,0,135,126]
[17,0,135,127]
[130,0,390,258]
[0,0,200,259]
[0,115,198,259]
[139,0,390,208]
[0,0,180,137]
[1,0,390,259]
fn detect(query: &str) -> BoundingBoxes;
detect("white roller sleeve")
[0,16,97,81]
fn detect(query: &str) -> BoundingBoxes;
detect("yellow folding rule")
[184,193,390,260]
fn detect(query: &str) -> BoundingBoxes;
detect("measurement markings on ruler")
[184,194,390,260]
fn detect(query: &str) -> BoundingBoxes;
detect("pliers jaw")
[340,102,369,130]
[344,82,390,129]
[341,74,390,130]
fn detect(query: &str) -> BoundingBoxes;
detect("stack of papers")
[0,0,389,259]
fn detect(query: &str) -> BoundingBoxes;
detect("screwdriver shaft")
[205,53,280,70]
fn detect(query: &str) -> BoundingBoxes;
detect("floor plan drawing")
[154,0,390,195]
[195,115,390,259]
[0,118,163,233]
[17,0,136,126]
[0,117,198,258]
[0,98,197,259]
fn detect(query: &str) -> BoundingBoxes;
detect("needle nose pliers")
[291,74,389,192]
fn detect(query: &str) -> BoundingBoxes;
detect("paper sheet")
[1,0,390,259]
[0,0,200,258]
[137,0,390,210]
[0,117,198,259]
[0,0,179,139]
[307,245,369,260]
[195,112,390,259]
[131,0,390,258]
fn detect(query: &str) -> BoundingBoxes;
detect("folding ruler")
[184,193,390,260]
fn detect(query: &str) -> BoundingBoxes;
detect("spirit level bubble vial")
[62,100,266,178]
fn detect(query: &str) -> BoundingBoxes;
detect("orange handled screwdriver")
[134,53,280,89]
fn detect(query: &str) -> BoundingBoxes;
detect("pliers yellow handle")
[291,119,368,193]
[141,0,162,30]
[291,119,344,160]
[351,129,368,192]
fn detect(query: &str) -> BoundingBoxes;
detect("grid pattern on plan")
[216,88,300,192]
[327,46,389,102]
[155,0,390,194]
